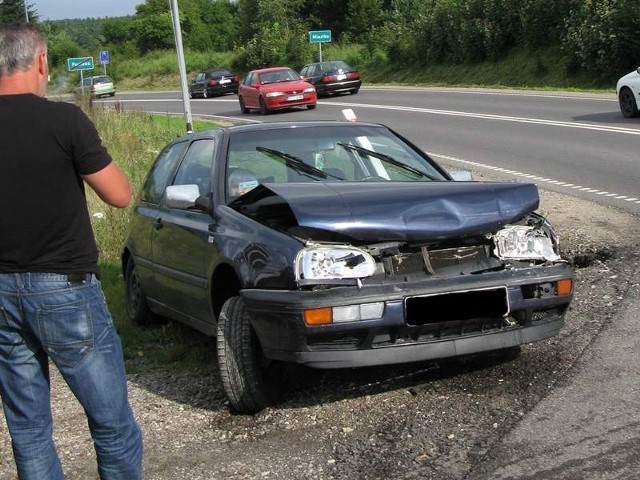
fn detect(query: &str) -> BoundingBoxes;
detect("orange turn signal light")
[556,278,573,296]
[303,307,332,326]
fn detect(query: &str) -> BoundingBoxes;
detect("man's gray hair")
[0,24,47,77]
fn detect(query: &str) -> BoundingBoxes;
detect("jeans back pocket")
[38,298,94,368]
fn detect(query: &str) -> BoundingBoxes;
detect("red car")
[238,67,317,115]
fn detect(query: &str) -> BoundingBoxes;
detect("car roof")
[250,67,293,74]
[305,60,351,67]
[171,120,386,143]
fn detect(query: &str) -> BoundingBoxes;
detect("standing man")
[0,24,143,479]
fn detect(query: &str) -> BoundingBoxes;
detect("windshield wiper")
[256,147,343,180]
[337,142,439,181]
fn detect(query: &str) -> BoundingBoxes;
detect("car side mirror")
[165,184,200,209]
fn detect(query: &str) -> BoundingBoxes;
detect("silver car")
[76,75,116,98]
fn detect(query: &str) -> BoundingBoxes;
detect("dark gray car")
[189,68,239,98]
[299,61,361,96]
[122,121,574,414]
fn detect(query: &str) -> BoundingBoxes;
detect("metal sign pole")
[169,0,193,134]
[319,42,322,63]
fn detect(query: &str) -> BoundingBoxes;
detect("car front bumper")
[265,93,317,110]
[241,263,573,369]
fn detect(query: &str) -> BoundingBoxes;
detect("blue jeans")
[0,272,143,479]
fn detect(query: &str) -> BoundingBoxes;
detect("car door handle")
[154,218,163,230]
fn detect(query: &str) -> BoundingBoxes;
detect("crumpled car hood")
[230,181,540,242]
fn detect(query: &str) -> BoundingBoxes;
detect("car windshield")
[226,124,448,199]
[322,61,352,72]
[93,76,112,84]
[208,69,232,78]
[259,69,300,84]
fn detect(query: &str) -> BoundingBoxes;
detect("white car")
[616,67,640,118]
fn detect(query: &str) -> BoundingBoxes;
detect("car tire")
[125,256,155,325]
[259,97,269,115]
[239,97,250,114]
[350,88,359,95]
[216,296,286,414]
[307,104,317,110]
[619,87,639,118]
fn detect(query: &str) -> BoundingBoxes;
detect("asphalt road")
[98,86,640,216]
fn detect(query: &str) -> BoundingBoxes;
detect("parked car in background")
[616,67,640,117]
[189,68,239,98]
[299,60,361,97]
[76,75,115,98]
[238,67,316,114]
[123,119,574,414]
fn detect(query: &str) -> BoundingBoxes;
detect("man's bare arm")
[82,162,132,208]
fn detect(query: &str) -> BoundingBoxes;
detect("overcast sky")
[31,0,142,21]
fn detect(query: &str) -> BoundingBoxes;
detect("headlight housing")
[303,86,316,93]
[265,91,285,98]
[295,245,376,281]
[493,225,560,262]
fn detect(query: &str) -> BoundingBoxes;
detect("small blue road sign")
[99,50,110,65]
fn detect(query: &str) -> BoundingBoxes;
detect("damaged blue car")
[122,120,574,413]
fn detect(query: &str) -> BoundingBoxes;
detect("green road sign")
[67,57,94,71]
[309,30,331,43]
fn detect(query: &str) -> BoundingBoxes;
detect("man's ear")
[37,51,47,75]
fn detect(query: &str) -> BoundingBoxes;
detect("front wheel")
[259,97,269,115]
[619,87,639,118]
[217,296,286,414]
[307,104,317,110]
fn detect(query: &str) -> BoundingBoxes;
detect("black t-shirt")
[0,94,112,274]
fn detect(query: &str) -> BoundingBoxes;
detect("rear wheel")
[259,97,269,115]
[619,87,639,118]
[216,296,287,414]
[239,96,250,114]
[125,256,155,325]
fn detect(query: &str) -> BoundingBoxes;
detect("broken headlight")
[295,245,376,281]
[493,225,560,262]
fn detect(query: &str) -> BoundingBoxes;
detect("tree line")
[2,0,639,84]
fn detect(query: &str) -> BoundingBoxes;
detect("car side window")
[140,141,188,204]
[244,73,254,86]
[173,139,215,197]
